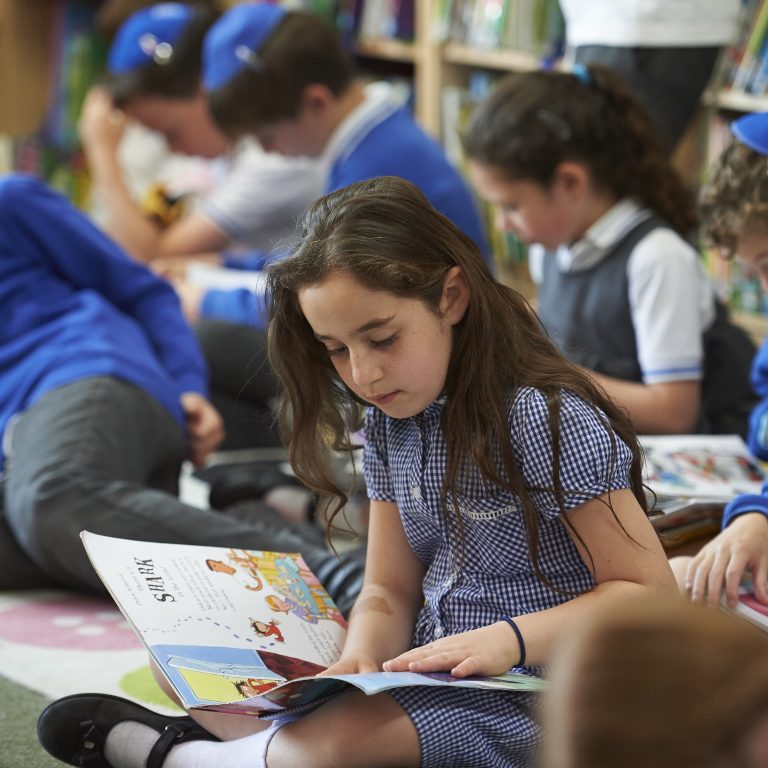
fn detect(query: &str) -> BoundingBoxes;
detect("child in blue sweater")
[673,112,768,607]
[0,173,361,600]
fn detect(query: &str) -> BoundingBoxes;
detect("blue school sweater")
[201,106,491,327]
[0,174,207,470]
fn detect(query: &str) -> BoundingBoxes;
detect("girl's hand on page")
[685,513,768,608]
[317,653,381,677]
[382,622,520,678]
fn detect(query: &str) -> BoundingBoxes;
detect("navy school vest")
[537,214,758,435]
[537,214,662,382]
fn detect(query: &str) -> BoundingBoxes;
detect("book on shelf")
[641,434,766,532]
[439,0,562,56]
[81,532,545,718]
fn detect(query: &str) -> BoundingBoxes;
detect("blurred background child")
[542,596,768,768]
[672,111,768,607]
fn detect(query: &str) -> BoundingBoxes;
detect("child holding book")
[38,177,676,768]
[463,63,756,437]
[671,111,768,608]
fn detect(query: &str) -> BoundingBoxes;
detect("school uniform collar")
[322,81,405,173]
[554,198,653,273]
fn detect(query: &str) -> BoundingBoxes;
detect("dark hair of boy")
[462,64,697,237]
[207,11,357,141]
[104,4,219,107]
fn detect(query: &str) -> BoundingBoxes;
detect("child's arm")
[80,87,231,263]
[320,499,425,675]
[681,512,768,608]
[384,488,676,676]
[584,373,700,434]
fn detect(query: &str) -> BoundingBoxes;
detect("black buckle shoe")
[37,693,219,767]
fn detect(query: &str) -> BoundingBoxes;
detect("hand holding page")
[81,532,545,718]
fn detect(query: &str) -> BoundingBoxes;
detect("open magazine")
[641,435,766,532]
[81,532,545,718]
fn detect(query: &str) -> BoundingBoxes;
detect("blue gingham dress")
[363,386,634,767]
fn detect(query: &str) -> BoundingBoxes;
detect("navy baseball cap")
[108,3,195,74]
[202,2,287,92]
[732,112,768,156]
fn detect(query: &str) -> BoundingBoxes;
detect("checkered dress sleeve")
[510,387,634,520]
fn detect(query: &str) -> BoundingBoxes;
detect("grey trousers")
[0,377,328,593]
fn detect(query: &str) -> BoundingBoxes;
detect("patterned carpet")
[0,589,181,767]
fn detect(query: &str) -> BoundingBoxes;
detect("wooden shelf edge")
[442,43,542,72]
[704,88,768,113]
[355,38,416,64]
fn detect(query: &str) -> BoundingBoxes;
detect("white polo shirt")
[529,199,717,384]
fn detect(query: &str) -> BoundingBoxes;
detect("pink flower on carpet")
[0,597,140,651]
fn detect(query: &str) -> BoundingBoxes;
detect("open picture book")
[640,434,766,533]
[81,532,545,718]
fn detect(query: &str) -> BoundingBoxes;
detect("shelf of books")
[1,0,106,208]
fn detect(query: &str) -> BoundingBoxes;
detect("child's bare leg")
[268,690,420,768]
[669,555,693,592]
[149,656,271,740]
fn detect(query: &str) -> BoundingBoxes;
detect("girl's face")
[298,269,468,419]
[124,95,230,158]
[735,227,768,294]
[468,161,586,250]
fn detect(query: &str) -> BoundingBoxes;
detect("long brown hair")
[463,65,696,236]
[267,176,647,585]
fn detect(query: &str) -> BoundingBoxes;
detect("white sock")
[104,717,295,768]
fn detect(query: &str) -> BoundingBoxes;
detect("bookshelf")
[0,0,55,137]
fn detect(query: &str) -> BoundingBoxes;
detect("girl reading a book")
[37,177,676,768]
[463,63,756,438]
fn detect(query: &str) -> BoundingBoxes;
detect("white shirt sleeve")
[627,229,716,384]
[201,141,326,253]
[528,244,545,285]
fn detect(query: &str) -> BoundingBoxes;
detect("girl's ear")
[554,161,590,197]
[440,266,470,325]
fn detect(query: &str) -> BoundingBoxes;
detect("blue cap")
[202,2,287,92]
[732,112,768,156]
[108,3,195,74]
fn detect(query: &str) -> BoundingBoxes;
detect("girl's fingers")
[705,550,729,607]
[689,551,714,603]
[723,552,749,608]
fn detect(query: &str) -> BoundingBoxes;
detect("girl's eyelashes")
[323,334,398,358]
[371,334,398,349]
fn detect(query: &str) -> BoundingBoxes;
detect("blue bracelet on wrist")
[503,616,526,667]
